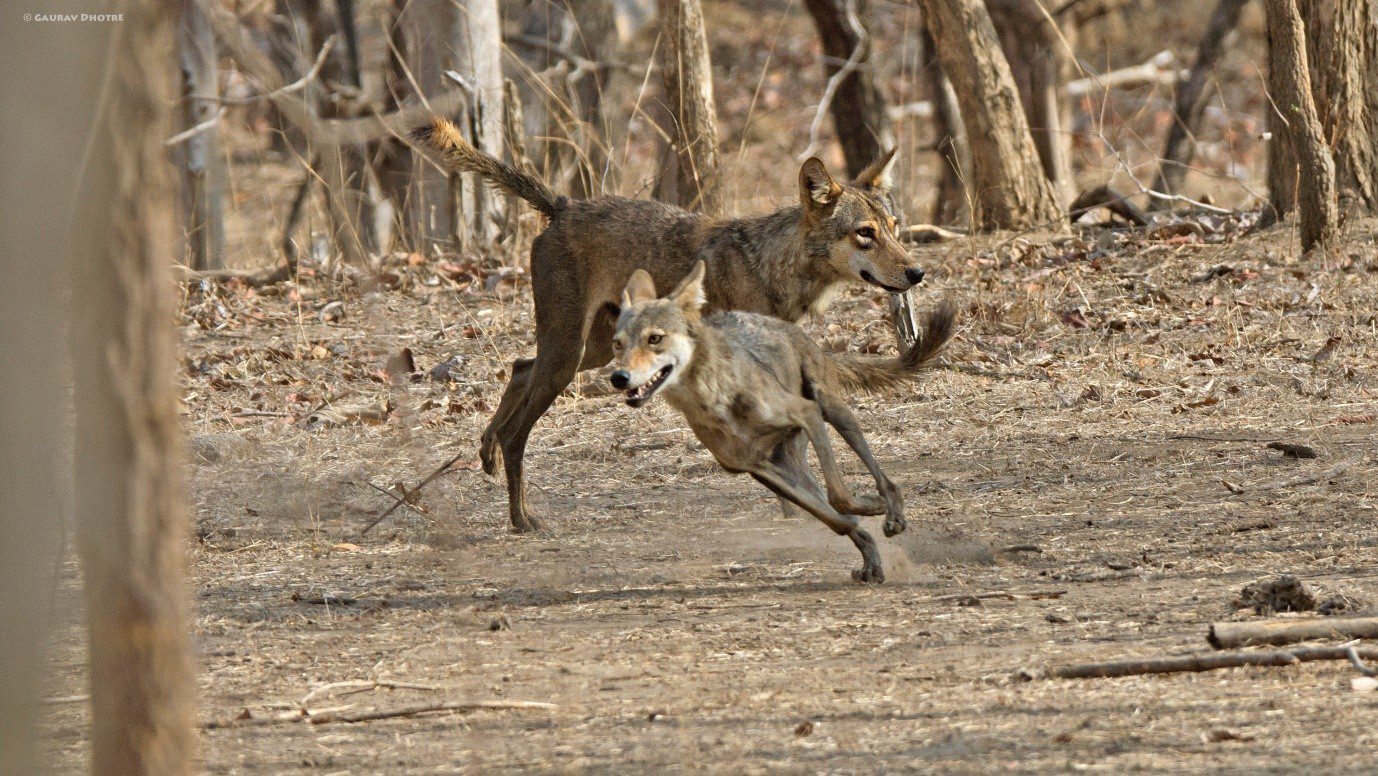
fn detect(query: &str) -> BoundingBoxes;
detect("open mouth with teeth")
[859,270,911,293]
[625,364,674,407]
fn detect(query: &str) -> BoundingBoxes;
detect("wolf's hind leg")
[751,456,884,584]
[815,392,906,536]
[792,400,886,518]
[775,433,810,519]
[480,358,534,475]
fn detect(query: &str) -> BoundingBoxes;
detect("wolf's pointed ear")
[668,260,707,316]
[799,158,842,213]
[622,269,657,309]
[852,146,898,193]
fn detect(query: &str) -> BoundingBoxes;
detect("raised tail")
[413,116,567,217]
[826,301,956,394]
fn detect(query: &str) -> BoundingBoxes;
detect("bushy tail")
[413,116,567,217]
[827,301,956,394]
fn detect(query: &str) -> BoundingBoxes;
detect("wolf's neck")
[707,206,842,322]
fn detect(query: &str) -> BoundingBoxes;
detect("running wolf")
[611,261,955,583]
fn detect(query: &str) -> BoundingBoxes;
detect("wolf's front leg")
[750,460,885,584]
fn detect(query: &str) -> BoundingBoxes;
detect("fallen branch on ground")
[1255,456,1365,492]
[898,224,965,243]
[1017,644,1378,680]
[1208,617,1378,650]
[1067,184,1149,226]
[177,261,294,287]
[359,451,468,535]
[206,699,556,729]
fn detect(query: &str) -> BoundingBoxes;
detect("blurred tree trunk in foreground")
[654,0,722,215]
[1264,0,1337,251]
[72,0,199,772]
[921,0,1064,231]
[802,0,894,179]
[0,6,105,774]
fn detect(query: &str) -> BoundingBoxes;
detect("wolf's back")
[824,302,956,394]
[414,117,566,217]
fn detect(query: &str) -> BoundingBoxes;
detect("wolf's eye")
[856,226,876,241]
[647,333,663,345]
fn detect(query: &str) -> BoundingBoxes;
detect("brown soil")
[46,212,1378,773]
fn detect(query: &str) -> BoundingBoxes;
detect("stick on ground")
[359,451,467,535]
[1207,617,1378,650]
[206,699,556,729]
[1018,644,1378,680]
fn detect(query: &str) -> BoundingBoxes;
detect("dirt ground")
[45,206,1378,772]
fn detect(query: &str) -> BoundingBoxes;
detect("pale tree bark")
[0,8,105,775]
[921,0,1064,231]
[397,0,461,250]
[921,26,971,226]
[803,0,895,178]
[453,0,507,243]
[71,0,198,773]
[654,0,723,215]
[1151,0,1250,204]
[987,0,1074,206]
[1301,0,1378,214]
[178,0,226,270]
[1264,0,1338,251]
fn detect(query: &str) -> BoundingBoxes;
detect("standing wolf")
[417,117,926,532]
[612,261,955,583]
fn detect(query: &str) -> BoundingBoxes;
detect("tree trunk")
[1151,0,1250,205]
[987,0,1074,205]
[72,0,198,772]
[1301,0,1378,214]
[178,0,226,270]
[1264,0,1338,251]
[654,0,723,215]
[921,0,1064,231]
[452,0,506,244]
[0,6,105,772]
[921,26,971,226]
[396,0,462,251]
[803,0,895,179]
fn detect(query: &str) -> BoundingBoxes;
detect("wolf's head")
[610,262,707,408]
[798,151,924,293]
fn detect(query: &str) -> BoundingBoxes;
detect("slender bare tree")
[654,0,722,215]
[178,0,226,269]
[1264,0,1337,251]
[72,0,198,772]
[921,0,1064,230]
[920,26,971,226]
[802,0,895,178]
[1151,0,1250,204]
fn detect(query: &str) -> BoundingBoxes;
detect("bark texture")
[987,0,1074,205]
[1301,0,1378,213]
[72,0,198,772]
[921,0,1064,230]
[654,0,723,215]
[1151,0,1250,204]
[803,0,895,179]
[1264,0,1338,251]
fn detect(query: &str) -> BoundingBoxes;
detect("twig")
[1345,644,1378,678]
[44,694,90,705]
[164,106,227,147]
[799,0,866,161]
[299,679,441,707]
[1018,644,1378,680]
[1256,456,1365,492]
[359,451,468,535]
[208,36,337,107]
[920,588,1066,604]
[363,481,426,516]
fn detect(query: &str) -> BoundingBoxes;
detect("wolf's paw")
[851,565,885,585]
[882,513,907,537]
[509,512,548,534]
